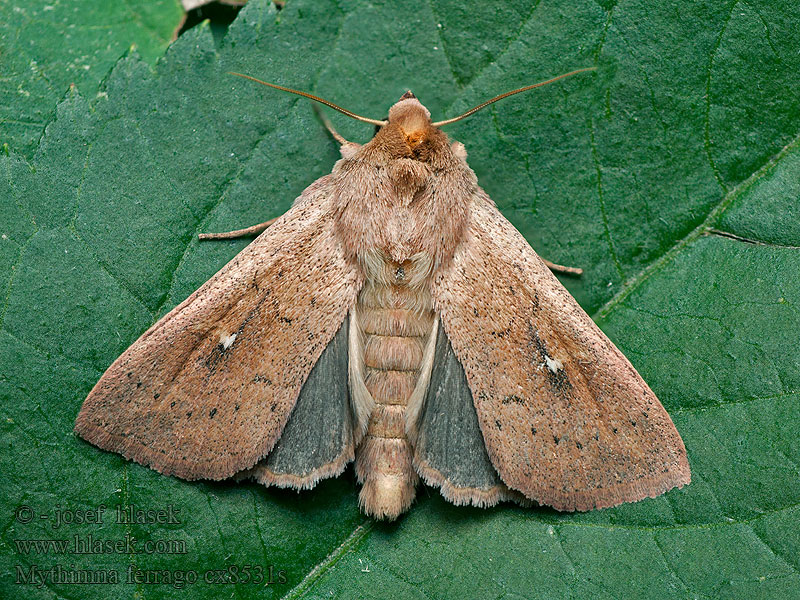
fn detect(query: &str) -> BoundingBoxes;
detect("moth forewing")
[76,68,689,520]
[75,177,361,481]
[430,193,690,511]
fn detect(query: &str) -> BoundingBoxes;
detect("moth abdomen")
[365,403,406,437]
[359,306,431,337]
[363,335,425,371]
[353,251,437,519]
[364,369,417,405]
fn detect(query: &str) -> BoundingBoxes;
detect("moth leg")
[313,104,349,144]
[199,104,364,242]
[198,218,277,240]
[541,258,583,276]
[312,104,361,159]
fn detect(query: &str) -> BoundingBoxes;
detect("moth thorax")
[386,159,433,204]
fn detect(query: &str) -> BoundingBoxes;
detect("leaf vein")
[594,131,800,320]
[703,0,739,193]
[588,117,624,279]
[281,520,373,600]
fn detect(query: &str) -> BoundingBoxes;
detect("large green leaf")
[1,0,799,598]
[0,0,183,157]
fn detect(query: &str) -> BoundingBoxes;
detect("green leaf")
[0,0,184,157]
[1,0,799,598]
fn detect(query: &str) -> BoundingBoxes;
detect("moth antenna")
[431,67,596,127]
[229,72,387,127]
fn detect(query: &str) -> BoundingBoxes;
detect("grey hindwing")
[259,316,353,479]
[415,325,504,492]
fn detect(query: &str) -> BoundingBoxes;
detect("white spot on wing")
[545,355,563,373]
[220,332,237,350]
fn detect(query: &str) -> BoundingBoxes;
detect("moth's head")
[379,91,441,158]
[387,91,432,137]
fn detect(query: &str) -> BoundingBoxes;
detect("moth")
[75,69,690,520]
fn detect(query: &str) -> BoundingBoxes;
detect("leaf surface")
[0,0,183,157]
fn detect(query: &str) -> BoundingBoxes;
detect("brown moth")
[75,69,690,520]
